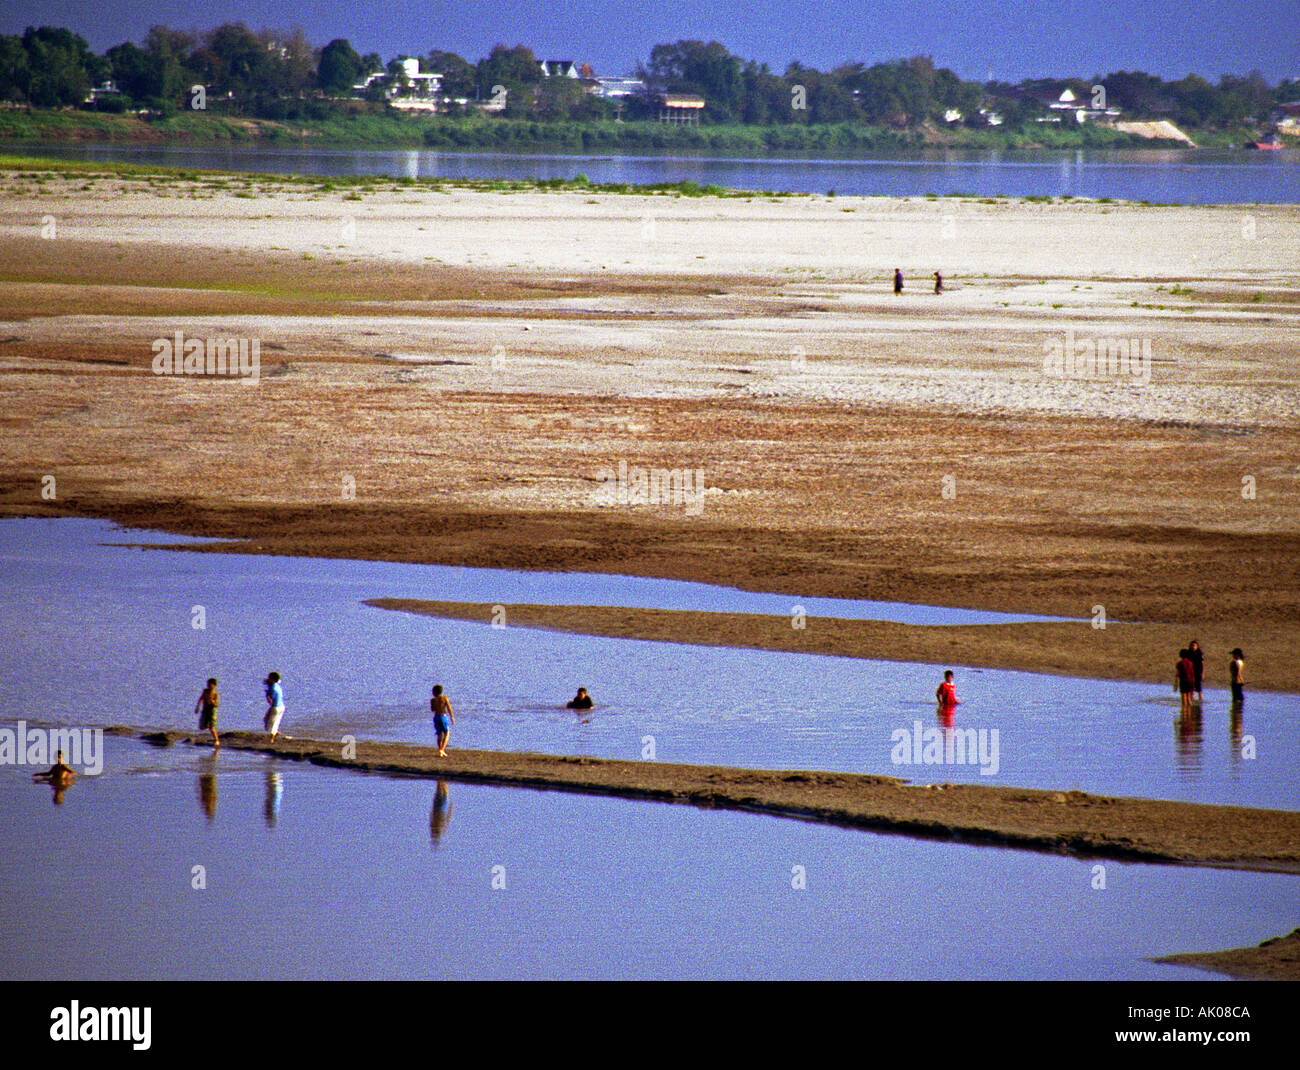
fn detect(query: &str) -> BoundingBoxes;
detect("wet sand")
[108,725,1300,875]
[369,598,1297,693]
[1154,928,1300,980]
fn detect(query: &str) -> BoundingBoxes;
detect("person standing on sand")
[1174,649,1196,714]
[1229,648,1246,705]
[1188,640,1205,703]
[893,268,904,295]
[264,672,285,742]
[936,670,959,707]
[195,677,220,748]
[934,271,944,294]
[431,684,455,757]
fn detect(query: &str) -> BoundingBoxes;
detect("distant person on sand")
[195,677,220,748]
[936,670,959,707]
[1229,648,1246,705]
[1174,649,1196,714]
[1187,640,1204,703]
[263,672,285,742]
[431,684,455,757]
[893,268,904,295]
[566,687,594,710]
[934,271,944,294]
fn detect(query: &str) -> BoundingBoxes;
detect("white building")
[354,58,444,112]
[1039,87,1121,124]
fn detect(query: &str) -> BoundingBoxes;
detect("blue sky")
[6,0,1298,82]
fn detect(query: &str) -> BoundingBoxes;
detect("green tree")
[475,43,540,114]
[317,37,362,94]
[641,40,744,121]
[106,41,155,103]
[534,74,588,120]
[427,50,474,98]
[191,22,271,105]
[21,27,98,106]
[0,34,30,102]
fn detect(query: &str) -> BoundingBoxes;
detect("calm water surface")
[2,737,1293,980]
[13,142,1299,204]
[1,518,1293,809]
[2,517,1296,980]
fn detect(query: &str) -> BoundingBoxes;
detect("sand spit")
[368,598,1300,694]
[1154,928,1300,980]
[106,726,1300,874]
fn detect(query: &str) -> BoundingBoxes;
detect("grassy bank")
[0,153,1200,205]
[0,106,1202,153]
[0,152,775,198]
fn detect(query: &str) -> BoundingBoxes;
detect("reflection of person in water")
[263,768,283,828]
[566,687,594,710]
[32,750,76,804]
[1174,700,1203,774]
[429,780,451,846]
[198,769,218,823]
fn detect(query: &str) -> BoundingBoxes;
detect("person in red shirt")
[936,670,959,708]
[1174,648,1196,714]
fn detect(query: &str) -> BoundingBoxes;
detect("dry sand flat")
[0,170,1297,641]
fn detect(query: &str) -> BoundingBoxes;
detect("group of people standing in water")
[175,654,1246,758]
[187,675,594,758]
[1175,642,1246,713]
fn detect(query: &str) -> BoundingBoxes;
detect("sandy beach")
[2,168,1297,655]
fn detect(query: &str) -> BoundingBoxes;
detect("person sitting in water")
[566,687,594,710]
[33,750,76,786]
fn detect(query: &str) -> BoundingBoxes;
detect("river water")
[3,734,1295,980]
[1,517,1295,979]
[12,142,1299,204]
[0,518,1293,809]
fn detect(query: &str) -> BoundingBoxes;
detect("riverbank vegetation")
[1,24,1291,152]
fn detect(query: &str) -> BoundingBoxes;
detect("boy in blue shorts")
[431,684,455,757]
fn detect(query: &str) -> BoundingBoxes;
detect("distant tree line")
[1,23,1296,130]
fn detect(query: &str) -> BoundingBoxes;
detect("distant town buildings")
[537,60,579,78]
[354,58,443,111]
[656,93,706,124]
[1034,87,1121,124]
